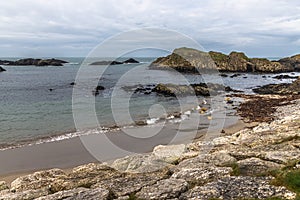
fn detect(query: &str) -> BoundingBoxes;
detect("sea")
[0,57,299,150]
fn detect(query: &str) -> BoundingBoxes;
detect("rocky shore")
[1,83,300,199]
[0,58,68,66]
[150,47,300,73]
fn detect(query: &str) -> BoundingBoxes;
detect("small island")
[90,58,139,65]
[0,58,68,66]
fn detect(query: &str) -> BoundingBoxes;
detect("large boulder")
[135,178,188,199]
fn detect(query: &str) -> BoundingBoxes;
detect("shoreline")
[0,114,243,184]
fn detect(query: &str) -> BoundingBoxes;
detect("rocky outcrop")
[0,58,68,66]
[150,47,300,73]
[92,85,105,96]
[0,66,6,72]
[181,176,296,200]
[253,76,300,95]
[152,83,234,97]
[90,58,139,65]
[278,54,300,71]
[1,97,299,199]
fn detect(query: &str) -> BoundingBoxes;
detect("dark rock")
[273,74,299,80]
[230,73,242,78]
[0,66,6,72]
[90,61,123,65]
[70,82,76,86]
[92,85,105,96]
[135,121,147,126]
[219,73,228,77]
[0,58,68,66]
[253,77,300,95]
[49,89,53,91]
[278,54,300,71]
[123,58,139,64]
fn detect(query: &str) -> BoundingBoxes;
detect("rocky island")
[90,58,139,65]
[0,58,68,66]
[150,47,300,73]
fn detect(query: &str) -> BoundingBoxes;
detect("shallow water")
[0,57,298,148]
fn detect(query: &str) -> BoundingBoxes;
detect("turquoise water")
[0,57,298,148]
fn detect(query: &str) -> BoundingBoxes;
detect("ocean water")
[0,57,299,149]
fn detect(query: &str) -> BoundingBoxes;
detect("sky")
[0,0,300,57]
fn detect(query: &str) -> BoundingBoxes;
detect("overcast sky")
[0,0,300,57]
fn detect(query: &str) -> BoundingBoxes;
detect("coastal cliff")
[150,47,300,73]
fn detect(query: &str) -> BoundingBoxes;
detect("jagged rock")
[91,170,170,197]
[0,58,68,66]
[171,166,232,185]
[237,157,283,175]
[253,76,300,95]
[10,168,67,192]
[136,178,188,199]
[0,66,6,72]
[180,176,296,200]
[251,58,291,72]
[0,188,50,200]
[152,144,187,164]
[278,54,300,71]
[90,58,139,65]
[123,58,139,64]
[90,61,123,65]
[34,187,111,200]
[0,181,8,191]
[273,74,299,80]
[177,152,237,169]
[111,154,172,173]
[264,150,300,164]
[151,47,298,73]
[92,85,105,96]
[152,83,230,97]
[51,163,122,192]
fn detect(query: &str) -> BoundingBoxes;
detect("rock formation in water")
[0,58,68,66]
[0,66,6,72]
[90,58,139,65]
[253,76,300,95]
[150,47,300,73]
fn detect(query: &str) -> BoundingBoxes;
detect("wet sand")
[0,113,243,184]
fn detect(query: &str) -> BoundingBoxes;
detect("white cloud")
[0,0,300,57]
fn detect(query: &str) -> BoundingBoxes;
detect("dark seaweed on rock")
[0,58,68,66]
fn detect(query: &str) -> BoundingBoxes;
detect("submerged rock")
[0,66,6,72]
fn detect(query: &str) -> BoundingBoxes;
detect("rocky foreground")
[150,47,300,73]
[0,93,299,199]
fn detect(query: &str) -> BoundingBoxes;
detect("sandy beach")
[0,114,242,184]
